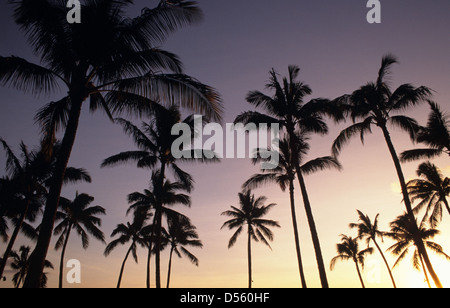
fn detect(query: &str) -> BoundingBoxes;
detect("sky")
[0,0,449,288]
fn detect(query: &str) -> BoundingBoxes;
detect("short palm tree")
[332,54,441,287]
[386,214,450,288]
[407,162,450,227]
[221,190,280,289]
[10,246,53,288]
[330,235,374,288]
[1,0,222,287]
[401,101,450,162]
[104,213,149,289]
[164,215,203,288]
[54,192,106,288]
[349,210,396,288]
[243,137,341,288]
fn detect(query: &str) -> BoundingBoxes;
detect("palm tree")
[235,65,342,288]
[0,138,91,279]
[0,0,222,287]
[386,214,450,288]
[54,192,106,288]
[221,190,280,288]
[331,54,442,287]
[401,101,450,162]
[330,235,374,288]
[104,213,149,289]
[407,162,450,228]
[10,246,53,288]
[349,210,396,288]
[126,171,192,288]
[164,215,203,288]
[243,137,341,288]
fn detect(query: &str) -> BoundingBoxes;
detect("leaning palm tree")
[10,246,53,288]
[330,235,374,288]
[386,214,450,288]
[407,162,450,228]
[221,190,280,289]
[54,192,106,288]
[104,213,149,289]
[401,101,450,162]
[0,0,222,287]
[331,54,441,287]
[235,65,342,288]
[349,210,396,288]
[164,215,203,288]
[243,137,341,288]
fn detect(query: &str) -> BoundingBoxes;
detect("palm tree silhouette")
[54,192,106,288]
[386,214,450,288]
[349,210,396,288]
[407,162,450,227]
[221,190,280,288]
[330,235,374,288]
[235,65,342,288]
[0,0,222,287]
[401,101,450,162]
[243,137,341,288]
[104,214,149,289]
[331,54,442,287]
[10,246,53,288]
[164,215,203,288]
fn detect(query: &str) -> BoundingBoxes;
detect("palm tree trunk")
[372,238,396,288]
[354,259,365,288]
[117,243,134,289]
[23,97,84,288]
[419,253,432,288]
[380,125,443,288]
[155,161,166,289]
[146,215,157,288]
[166,246,174,288]
[59,225,72,289]
[289,180,308,288]
[247,225,252,289]
[442,197,450,216]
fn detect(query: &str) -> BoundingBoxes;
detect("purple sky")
[0,0,449,288]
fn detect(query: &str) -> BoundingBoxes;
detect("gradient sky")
[0,0,449,288]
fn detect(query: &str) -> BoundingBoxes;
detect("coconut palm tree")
[54,192,106,288]
[407,162,450,228]
[104,213,149,289]
[349,210,396,288]
[386,214,450,288]
[330,235,374,288]
[0,0,222,287]
[10,246,53,288]
[164,215,203,288]
[401,101,450,162]
[235,65,342,288]
[243,137,341,288]
[331,54,442,287]
[221,190,280,288]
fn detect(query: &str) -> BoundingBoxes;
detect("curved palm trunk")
[289,180,308,288]
[381,125,443,288]
[58,224,72,289]
[247,225,252,289]
[354,258,365,288]
[117,243,134,289]
[24,96,84,288]
[419,253,432,288]
[372,238,396,288]
[146,215,157,288]
[155,162,166,289]
[166,246,174,288]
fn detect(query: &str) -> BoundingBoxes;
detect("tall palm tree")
[0,0,222,287]
[104,213,149,288]
[243,137,341,288]
[221,190,280,289]
[330,235,374,288]
[401,101,450,162]
[0,138,91,279]
[235,65,342,288]
[349,210,397,288]
[10,246,53,288]
[54,192,106,288]
[331,54,442,287]
[164,215,203,288]
[407,162,450,227]
[386,214,450,288]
